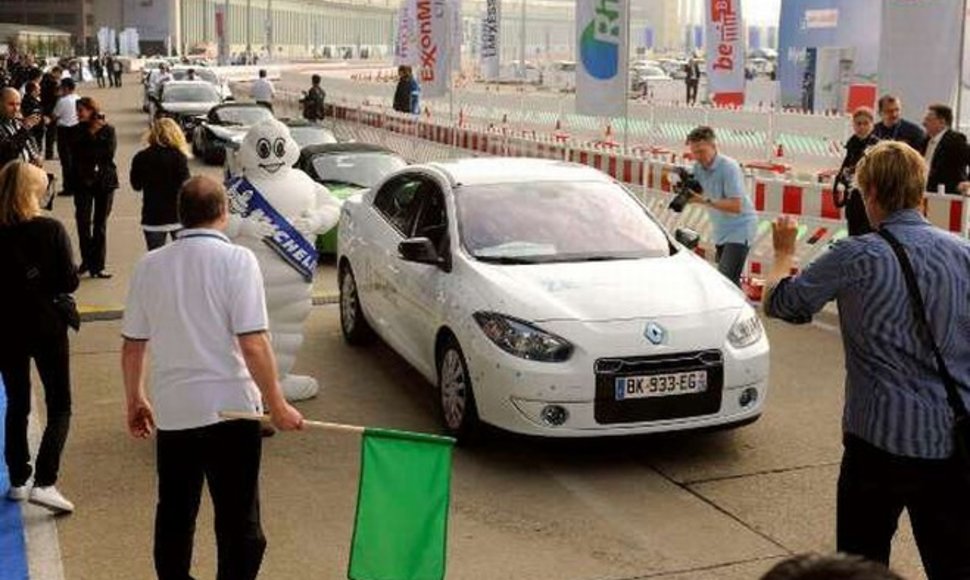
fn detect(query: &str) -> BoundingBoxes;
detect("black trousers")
[0,325,71,488]
[74,186,115,273]
[30,124,46,157]
[155,420,266,580]
[686,80,699,105]
[143,229,180,251]
[44,121,57,160]
[56,126,75,192]
[715,242,749,287]
[838,435,970,580]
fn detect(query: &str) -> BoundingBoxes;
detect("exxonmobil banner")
[576,0,629,117]
[481,0,501,80]
[704,0,746,107]
[415,0,451,98]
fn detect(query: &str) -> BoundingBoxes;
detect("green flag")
[348,428,455,580]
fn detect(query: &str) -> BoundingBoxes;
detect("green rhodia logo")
[580,0,621,80]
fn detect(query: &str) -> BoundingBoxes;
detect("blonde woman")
[130,118,191,250]
[0,160,79,513]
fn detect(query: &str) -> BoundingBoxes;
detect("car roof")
[163,80,215,88]
[427,158,614,188]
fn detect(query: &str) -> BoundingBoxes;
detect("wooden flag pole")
[219,411,365,435]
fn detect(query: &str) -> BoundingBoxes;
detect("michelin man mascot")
[226,119,340,401]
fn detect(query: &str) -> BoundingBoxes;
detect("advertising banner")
[415,0,451,98]
[451,0,462,72]
[395,0,418,67]
[704,0,746,107]
[576,0,629,117]
[481,0,501,80]
[778,0,881,110]
[215,4,228,66]
[879,0,964,118]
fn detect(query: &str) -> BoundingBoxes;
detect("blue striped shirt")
[765,209,970,459]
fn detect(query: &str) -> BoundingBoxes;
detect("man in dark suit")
[922,103,969,194]
[873,95,926,151]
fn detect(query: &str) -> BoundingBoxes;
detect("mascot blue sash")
[226,176,318,283]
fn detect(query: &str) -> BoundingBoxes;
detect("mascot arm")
[227,213,277,240]
[293,184,342,237]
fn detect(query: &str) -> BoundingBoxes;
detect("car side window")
[412,185,448,251]
[373,176,423,236]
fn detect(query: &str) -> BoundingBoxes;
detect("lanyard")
[178,232,228,244]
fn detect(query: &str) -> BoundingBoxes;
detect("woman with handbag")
[764,141,970,578]
[0,160,79,513]
[71,97,118,278]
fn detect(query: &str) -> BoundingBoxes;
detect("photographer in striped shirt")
[764,141,970,578]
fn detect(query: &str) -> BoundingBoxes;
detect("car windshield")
[173,69,218,84]
[214,106,272,125]
[311,152,406,188]
[162,85,219,103]
[288,126,337,148]
[457,181,672,264]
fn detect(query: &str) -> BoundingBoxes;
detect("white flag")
[415,0,451,98]
[481,0,501,80]
[576,0,629,117]
[704,0,746,107]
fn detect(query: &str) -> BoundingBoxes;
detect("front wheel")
[437,336,481,442]
[339,262,374,346]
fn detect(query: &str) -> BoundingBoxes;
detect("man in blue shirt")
[685,126,758,286]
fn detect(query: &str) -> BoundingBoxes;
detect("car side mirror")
[399,237,444,267]
[674,227,701,250]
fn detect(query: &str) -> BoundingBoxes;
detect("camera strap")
[877,228,969,422]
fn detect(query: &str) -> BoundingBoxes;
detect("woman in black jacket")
[71,97,118,278]
[129,117,190,250]
[0,160,79,513]
[833,107,880,236]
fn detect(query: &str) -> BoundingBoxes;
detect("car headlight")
[473,312,573,362]
[728,308,764,349]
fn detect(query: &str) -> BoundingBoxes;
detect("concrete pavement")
[21,77,928,579]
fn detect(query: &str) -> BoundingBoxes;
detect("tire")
[204,145,226,166]
[191,135,201,157]
[437,335,481,442]
[339,262,374,346]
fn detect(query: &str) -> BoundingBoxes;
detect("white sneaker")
[6,485,28,502]
[29,486,75,514]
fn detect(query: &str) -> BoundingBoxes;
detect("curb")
[78,293,341,323]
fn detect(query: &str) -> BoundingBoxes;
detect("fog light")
[739,387,759,408]
[540,405,569,427]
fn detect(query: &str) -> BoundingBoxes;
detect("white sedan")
[338,158,769,441]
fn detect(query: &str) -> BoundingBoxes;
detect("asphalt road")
[32,77,927,580]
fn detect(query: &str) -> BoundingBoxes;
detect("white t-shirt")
[250,77,275,102]
[53,93,79,127]
[122,229,269,431]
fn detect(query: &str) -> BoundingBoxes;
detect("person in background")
[110,58,123,88]
[0,88,42,167]
[393,65,420,114]
[250,69,275,112]
[91,56,105,89]
[684,57,701,106]
[121,176,303,580]
[761,554,904,580]
[130,118,190,251]
[71,97,118,279]
[0,161,79,514]
[52,77,79,197]
[21,81,44,152]
[921,103,969,195]
[39,66,62,160]
[302,74,326,122]
[104,56,115,88]
[873,95,926,151]
[764,141,970,578]
[685,125,758,286]
[186,68,197,82]
[834,107,879,236]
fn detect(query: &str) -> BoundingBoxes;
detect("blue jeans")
[715,243,749,287]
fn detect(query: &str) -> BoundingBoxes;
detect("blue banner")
[226,176,318,283]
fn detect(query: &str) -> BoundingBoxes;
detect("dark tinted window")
[373,177,423,236]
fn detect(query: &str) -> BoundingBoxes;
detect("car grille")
[594,350,724,425]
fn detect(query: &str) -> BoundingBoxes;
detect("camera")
[667,167,703,213]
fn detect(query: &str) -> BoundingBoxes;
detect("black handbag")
[9,234,80,332]
[878,228,970,467]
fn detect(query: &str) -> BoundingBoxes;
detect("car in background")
[152,80,223,136]
[296,143,407,254]
[172,66,232,101]
[631,65,671,92]
[337,158,770,441]
[192,102,275,165]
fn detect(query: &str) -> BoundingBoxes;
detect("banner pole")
[623,0,631,152]
[959,0,968,132]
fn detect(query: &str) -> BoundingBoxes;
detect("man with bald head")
[0,87,42,167]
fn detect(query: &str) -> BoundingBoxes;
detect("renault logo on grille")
[644,322,665,345]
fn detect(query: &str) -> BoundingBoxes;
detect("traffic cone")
[603,122,616,147]
[775,143,785,159]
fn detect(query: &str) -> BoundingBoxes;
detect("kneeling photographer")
[681,126,757,286]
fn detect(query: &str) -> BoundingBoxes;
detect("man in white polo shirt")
[121,175,303,580]
[52,77,79,196]
[250,69,275,113]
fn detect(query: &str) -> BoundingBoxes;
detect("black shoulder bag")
[8,233,80,332]
[879,228,970,468]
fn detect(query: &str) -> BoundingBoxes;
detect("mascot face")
[239,119,300,180]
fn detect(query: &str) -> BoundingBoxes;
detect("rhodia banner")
[481,0,501,80]
[576,0,629,117]
[394,0,418,67]
[704,0,746,107]
[415,0,451,98]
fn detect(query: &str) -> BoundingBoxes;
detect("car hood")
[208,124,249,142]
[161,102,219,115]
[466,251,745,322]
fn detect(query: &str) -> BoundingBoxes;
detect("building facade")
[0,0,95,52]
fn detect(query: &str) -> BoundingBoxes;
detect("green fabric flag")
[348,428,455,580]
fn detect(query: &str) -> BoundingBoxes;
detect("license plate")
[614,371,708,401]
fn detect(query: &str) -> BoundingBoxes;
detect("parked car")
[296,143,407,254]
[337,158,770,441]
[152,80,223,136]
[631,65,671,92]
[171,66,232,101]
[192,102,275,165]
